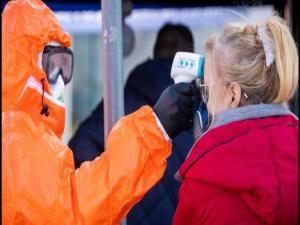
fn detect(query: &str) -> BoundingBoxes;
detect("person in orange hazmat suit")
[2,0,197,224]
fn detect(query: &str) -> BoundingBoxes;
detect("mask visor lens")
[48,51,73,84]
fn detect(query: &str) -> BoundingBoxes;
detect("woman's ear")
[228,82,242,108]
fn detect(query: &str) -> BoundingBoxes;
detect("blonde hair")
[205,14,298,107]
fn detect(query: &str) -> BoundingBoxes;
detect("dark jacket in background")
[69,58,194,225]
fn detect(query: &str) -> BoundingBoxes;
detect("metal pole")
[101,0,126,224]
[102,0,124,141]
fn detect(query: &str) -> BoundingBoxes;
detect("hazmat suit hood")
[2,0,72,137]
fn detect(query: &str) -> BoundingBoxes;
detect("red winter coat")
[173,115,298,225]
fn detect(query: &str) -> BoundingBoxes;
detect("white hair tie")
[257,27,275,67]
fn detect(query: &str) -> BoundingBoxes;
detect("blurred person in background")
[173,14,299,225]
[122,0,135,57]
[69,23,205,225]
[2,0,197,224]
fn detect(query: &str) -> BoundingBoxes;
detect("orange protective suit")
[2,0,171,224]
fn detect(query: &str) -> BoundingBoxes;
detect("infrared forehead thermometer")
[170,52,205,84]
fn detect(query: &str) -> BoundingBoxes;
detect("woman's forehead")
[203,60,211,82]
[204,56,223,83]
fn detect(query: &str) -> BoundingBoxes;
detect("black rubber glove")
[153,83,196,139]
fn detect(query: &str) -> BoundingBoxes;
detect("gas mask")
[41,44,74,102]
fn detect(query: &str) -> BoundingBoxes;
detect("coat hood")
[2,0,72,137]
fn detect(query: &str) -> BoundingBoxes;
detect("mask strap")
[40,78,49,117]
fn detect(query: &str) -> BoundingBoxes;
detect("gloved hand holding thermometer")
[153,52,206,139]
[170,52,207,140]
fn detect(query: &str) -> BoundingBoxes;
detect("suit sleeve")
[74,106,172,225]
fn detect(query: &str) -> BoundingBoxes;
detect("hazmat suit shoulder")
[2,0,172,224]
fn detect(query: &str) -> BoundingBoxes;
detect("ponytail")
[267,16,298,103]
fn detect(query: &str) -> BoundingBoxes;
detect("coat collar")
[209,103,297,131]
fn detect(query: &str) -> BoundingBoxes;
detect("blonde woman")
[172,15,299,225]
